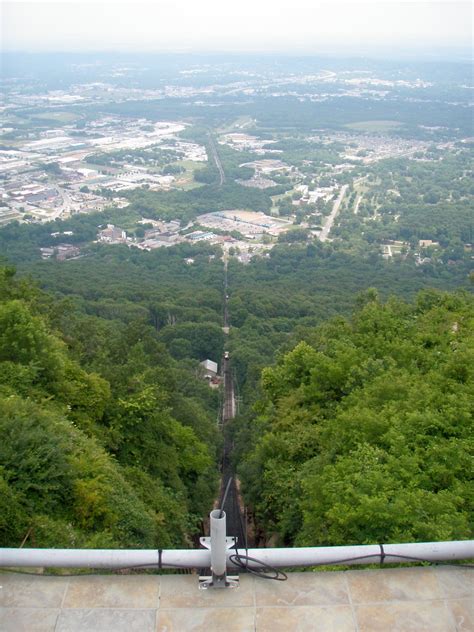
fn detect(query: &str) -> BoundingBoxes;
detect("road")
[208,134,225,186]
[43,186,74,221]
[354,193,362,215]
[319,184,348,242]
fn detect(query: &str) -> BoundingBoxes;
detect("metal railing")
[1,509,473,589]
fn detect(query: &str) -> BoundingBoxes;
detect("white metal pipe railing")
[1,540,472,570]
[228,540,474,567]
[0,548,209,569]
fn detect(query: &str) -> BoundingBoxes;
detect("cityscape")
[2,58,470,270]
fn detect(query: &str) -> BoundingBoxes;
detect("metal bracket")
[199,536,237,550]
[199,575,239,590]
[198,534,239,589]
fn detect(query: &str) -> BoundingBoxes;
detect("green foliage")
[226,242,471,403]
[339,149,474,250]
[0,267,219,548]
[159,322,224,361]
[123,181,272,224]
[237,291,474,545]
[278,228,309,243]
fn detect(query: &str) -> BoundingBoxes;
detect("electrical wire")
[219,477,233,519]
[0,561,197,577]
[229,501,288,581]
[229,553,288,581]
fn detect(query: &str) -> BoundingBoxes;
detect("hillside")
[0,266,220,548]
[233,289,473,545]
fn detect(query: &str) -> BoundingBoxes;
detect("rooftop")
[1,565,471,631]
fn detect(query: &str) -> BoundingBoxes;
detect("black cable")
[275,552,474,569]
[0,561,196,577]
[244,507,248,553]
[230,503,288,581]
[219,477,233,518]
[373,553,474,568]
[1,554,472,578]
[229,552,288,581]
[379,543,386,565]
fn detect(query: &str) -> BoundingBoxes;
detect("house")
[55,244,80,261]
[419,239,439,248]
[98,224,127,243]
[200,359,218,379]
[40,247,55,259]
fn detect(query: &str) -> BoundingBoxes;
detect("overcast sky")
[2,1,472,56]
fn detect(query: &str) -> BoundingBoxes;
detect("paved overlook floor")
[0,566,472,632]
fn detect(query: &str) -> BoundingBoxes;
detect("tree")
[237,291,474,546]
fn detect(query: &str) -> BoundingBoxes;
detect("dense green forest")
[232,289,473,545]
[0,264,221,548]
[1,238,472,549]
[226,243,472,401]
[75,93,473,138]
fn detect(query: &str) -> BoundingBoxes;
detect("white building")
[200,359,218,379]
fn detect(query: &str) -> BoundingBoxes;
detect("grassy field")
[218,116,255,134]
[33,111,82,123]
[173,160,206,191]
[345,120,403,133]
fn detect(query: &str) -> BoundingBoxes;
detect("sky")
[2,1,472,57]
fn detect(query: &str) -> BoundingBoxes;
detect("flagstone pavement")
[0,565,472,631]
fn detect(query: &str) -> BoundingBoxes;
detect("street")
[319,183,348,242]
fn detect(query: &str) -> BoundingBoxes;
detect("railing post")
[199,509,239,589]
[210,509,227,585]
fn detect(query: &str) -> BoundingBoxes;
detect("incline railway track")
[219,258,246,549]
[199,259,247,578]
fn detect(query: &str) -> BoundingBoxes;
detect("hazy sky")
[2,1,472,56]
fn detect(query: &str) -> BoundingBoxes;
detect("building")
[56,244,81,261]
[39,247,55,259]
[200,359,218,379]
[39,244,80,261]
[98,224,127,243]
[419,240,440,248]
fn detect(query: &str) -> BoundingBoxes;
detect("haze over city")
[3,0,472,58]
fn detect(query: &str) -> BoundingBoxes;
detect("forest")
[0,264,221,548]
[0,232,472,549]
[231,289,473,546]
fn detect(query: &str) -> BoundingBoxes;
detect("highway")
[319,184,348,242]
[208,134,225,186]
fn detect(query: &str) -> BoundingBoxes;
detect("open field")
[218,116,255,134]
[174,160,207,190]
[33,111,82,123]
[345,120,403,132]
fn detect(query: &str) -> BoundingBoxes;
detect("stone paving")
[0,566,472,631]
